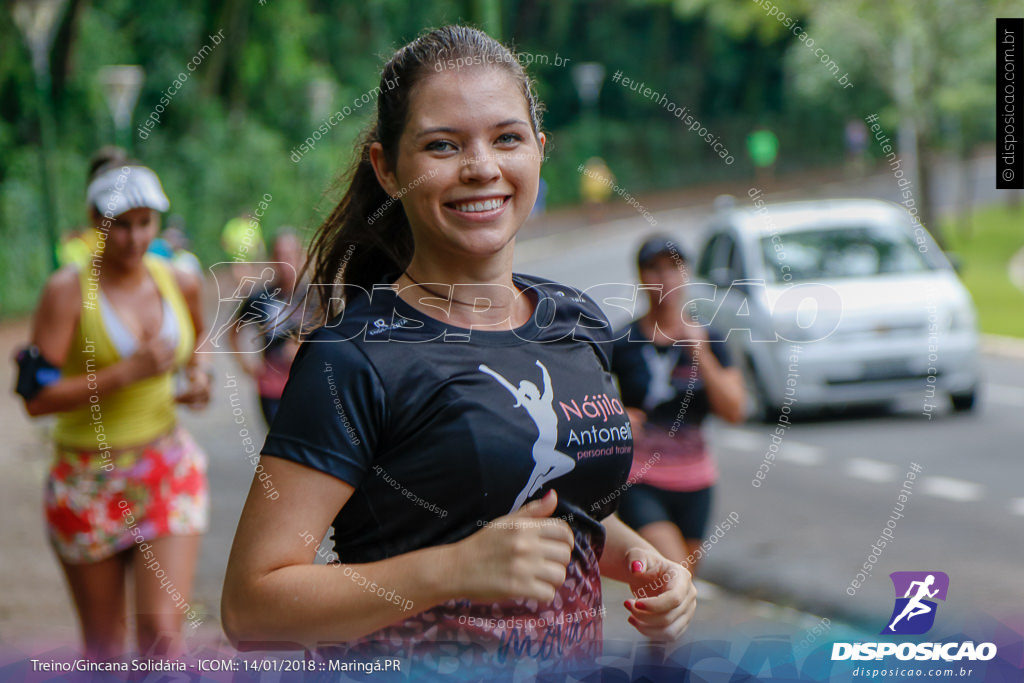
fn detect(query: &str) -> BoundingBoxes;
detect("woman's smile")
[443,194,512,221]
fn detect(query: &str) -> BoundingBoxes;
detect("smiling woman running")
[222,26,696,677]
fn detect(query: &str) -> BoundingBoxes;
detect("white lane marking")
[694,579,722,599]
[920,476,983,502]
[778,442,824,465]
[1011,499,1024,516]
[716,429,763,451]
[716,428,822,465]
[986,384,1024,407]
[845,458,898,483]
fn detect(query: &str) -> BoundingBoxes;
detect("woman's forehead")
[406,68,530,132]
[110,207,156,222]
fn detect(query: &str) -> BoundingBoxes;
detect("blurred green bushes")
[0,0,995,316]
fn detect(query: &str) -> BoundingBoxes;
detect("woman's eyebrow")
[493,118,529,128]
[415,126,459,139]
[414,119,529,140]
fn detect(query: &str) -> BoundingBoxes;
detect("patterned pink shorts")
[46,427,208,564]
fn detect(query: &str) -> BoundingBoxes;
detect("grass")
[942,202,1024,338]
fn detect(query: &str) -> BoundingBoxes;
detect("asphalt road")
[516,161,1023,639]
[1,155,1017,656]
[702,354,1024,626]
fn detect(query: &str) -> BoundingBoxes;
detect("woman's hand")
[451,489,574,604]
[175,364,212,410]
[238,357,262,378]
[123,337,177,383]
[625,407,647,433]
[622,549,697,640]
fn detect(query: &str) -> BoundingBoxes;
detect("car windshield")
[760,225,935,283]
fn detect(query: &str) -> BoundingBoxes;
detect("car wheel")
[950,388,977,412]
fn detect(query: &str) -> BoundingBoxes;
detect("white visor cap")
[86,165,170,217]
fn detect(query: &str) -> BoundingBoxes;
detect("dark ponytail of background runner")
[302,24,545,320]
[88,146,130,182]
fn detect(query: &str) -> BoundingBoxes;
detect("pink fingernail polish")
[635,601,646,610]
[631,561,643,573]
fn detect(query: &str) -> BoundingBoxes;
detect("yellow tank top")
[53,255,194,450]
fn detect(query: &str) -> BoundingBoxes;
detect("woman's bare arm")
[599,514,696,640]
[172,267,212,408]
[221,457,574,649]
[174,267,205,355]
[697,348,747,423]
[221,456,457,648]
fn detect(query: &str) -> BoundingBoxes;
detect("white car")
[693,198,980,420]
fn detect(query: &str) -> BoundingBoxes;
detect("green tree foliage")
[783,0,1014,244]
[0,0,997,315]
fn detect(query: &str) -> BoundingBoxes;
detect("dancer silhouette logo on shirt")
[479,361,576,512]
[882,571,949,635]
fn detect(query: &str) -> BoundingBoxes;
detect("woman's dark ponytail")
[303,130,414,318]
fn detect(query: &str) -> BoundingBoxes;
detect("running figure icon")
[889,574,939,631]
[207,267,284,349]
[479,360,576,512]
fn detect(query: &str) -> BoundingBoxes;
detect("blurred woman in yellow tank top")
[14,148,211,660]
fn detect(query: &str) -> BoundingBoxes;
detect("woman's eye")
[425,140,456,153]
[496,133,523,145]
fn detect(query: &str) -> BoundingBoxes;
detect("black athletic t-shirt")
[262,274,633,669]
[610,319,733,492]
[610,320,732,430]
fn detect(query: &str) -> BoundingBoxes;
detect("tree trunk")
[471,0,503,39]
[50,0,85,108]
[914,134,943,250]
[956,143,973,239]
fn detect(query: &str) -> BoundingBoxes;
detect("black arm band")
[14,345,61,401]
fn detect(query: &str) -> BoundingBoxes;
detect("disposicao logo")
[832,572,997,662]
[882,571,948,635]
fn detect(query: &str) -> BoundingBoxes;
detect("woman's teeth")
[452,197,504,212]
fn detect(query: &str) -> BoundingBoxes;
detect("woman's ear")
[368,142,400,198]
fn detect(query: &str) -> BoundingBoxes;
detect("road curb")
[980,334,1024,359]
[704,570,879,635]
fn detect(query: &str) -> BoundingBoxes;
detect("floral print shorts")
[46,427,208,564]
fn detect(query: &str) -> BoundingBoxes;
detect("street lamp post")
[11,0,68,271]
[307,76,335,124]
[571,62,605,158]
[571,62,605,113]
[98,65,144,150]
